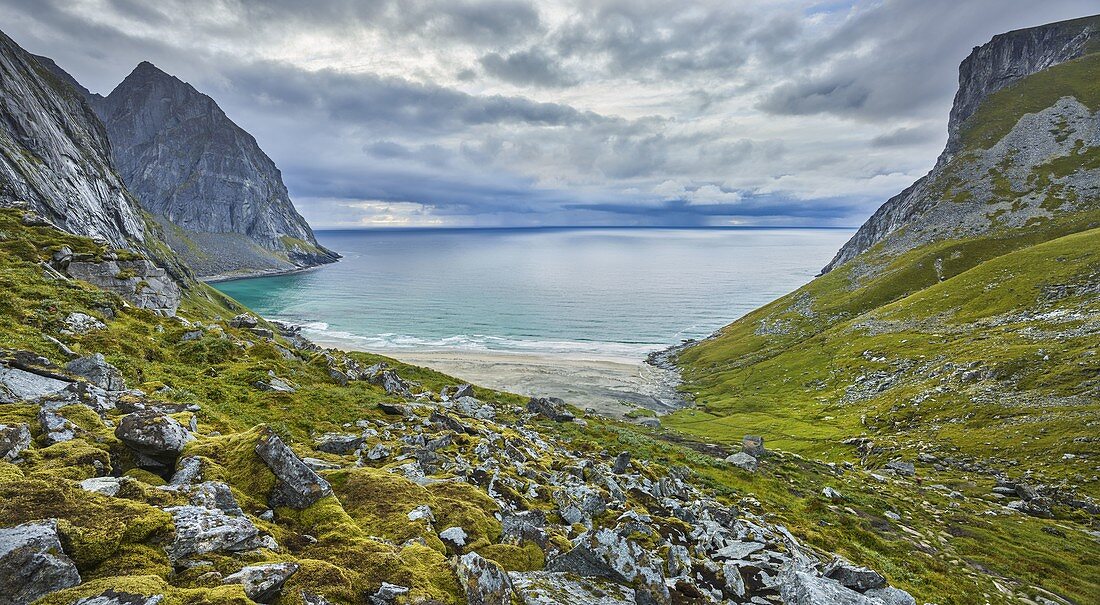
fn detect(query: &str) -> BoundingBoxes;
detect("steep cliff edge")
[823,14,1100,273]
[0,31,145,249]
[94,61,339,279]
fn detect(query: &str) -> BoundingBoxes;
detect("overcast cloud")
[0,0,1095,227]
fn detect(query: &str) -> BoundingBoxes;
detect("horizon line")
[313,224,858,232]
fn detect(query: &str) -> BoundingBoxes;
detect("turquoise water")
[215,228,851,360]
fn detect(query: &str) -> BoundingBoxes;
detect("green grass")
[960,50,1100,151]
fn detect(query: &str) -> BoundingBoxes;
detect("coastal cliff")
[94,61,339,279]
[823,14,1100,273]
[0,31,145,250]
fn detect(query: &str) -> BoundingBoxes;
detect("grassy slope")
[669,45,1100,605]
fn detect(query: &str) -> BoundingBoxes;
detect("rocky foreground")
[0,305,918,605]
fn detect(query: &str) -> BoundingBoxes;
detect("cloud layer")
[2,0,1095,227]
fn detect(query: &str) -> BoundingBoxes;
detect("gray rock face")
[510,572,635,605]
[822,15,1100,273]
[0,32,146,250]
[0,519,82,605]
[163,505,270,561]
[38,407,78,445]
[823,557,888,592]
[72,591,165,605]
[0,423,31,461]
[65,259,182,316]
[0,365,71,403]
[725,452,758,473]
[115,411,194,460]
[254,427,333,509]
[455,552,514,605]
[779,569,882,605]
[548,528,670,605]
[223,562,299,603]
[93,61,338,277]
[65,354,125,391]
[528,397,574,422]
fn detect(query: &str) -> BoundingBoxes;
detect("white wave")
[294,324,662,361]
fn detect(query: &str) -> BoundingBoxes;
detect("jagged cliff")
[0,31,146,249]
[823,14,1100,273]
[94,61,338,279]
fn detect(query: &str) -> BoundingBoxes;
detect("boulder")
[0,519,81,605]
[72,591,165,604]
[439,526,468,551]
[363,443,391,461]
[371,369,411,397]
[725,452,758,472]
[0,365,70,402]
[223,562,300,603]
[638,417,661,428]
[38,407,78,444]
[866,587,916,605]
[163,505,271,561]
[228,314,259,329]
[742,435,765,457]
[548,527,670,605]
[612,452,631,474]
[169,456,204,486]
[455,552,514,605]
[884,460,915,477]
[509,571,634,605]
[0,423,32,461]
[715,541,766,560]
[823,557,887,592]
[79,476,128,497]
[553,484,606,525]
[115,411,193,461]
[527,397,574,422]
[255,372,295,393]
[369,583,410,605]
[779,569,881,605]
[254,427,333,509]
[65,354,125,391]
[822,487,845,501]
[62,312,106,335]
[314,432,364,454]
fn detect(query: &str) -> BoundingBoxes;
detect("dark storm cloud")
[219,61,603,134]
[1,0,1097,227]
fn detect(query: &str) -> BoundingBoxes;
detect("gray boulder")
[115,411,193,460]
[80,476,128,497]
[314,432,363,454]
[163,505,271,561]
[884,460,915,477]
[455,552,514,605]
[223,562,300,603]
[0,519,81,605]
[62,312,106,335]
[548,528,670,605]
[369,583,410,605]
[0,365,70,403]
[725,452,758,472]
[72,591,165,604]
[0,423,32,461]
[612,452,631,474]
[779,569,881,605]
[254,427,333,509]
[527,397,574,422]
[38,407,78,445]
[370,369,411,397]
[510,572,634,604]
[65,354,125,391]
[169,456,204,486]
[865,587,916,605]
[823,557,887,592]
[742,435,765,457]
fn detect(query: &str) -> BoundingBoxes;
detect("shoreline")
[201,261,330,284]
[309,336,689,419]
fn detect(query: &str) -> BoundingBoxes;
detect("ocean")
[214,227,852,362]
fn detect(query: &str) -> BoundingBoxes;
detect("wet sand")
[312,341,685,418]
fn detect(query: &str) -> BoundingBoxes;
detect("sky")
[1,1,1096,228]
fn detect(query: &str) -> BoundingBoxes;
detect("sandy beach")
[310,340,686,417]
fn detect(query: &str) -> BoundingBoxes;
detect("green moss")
[478,542,546,571]
[35,575,253,605]
[124,468,168,486]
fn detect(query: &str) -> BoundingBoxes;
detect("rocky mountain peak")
[95,60,339,278]
[822,14,1100,274]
